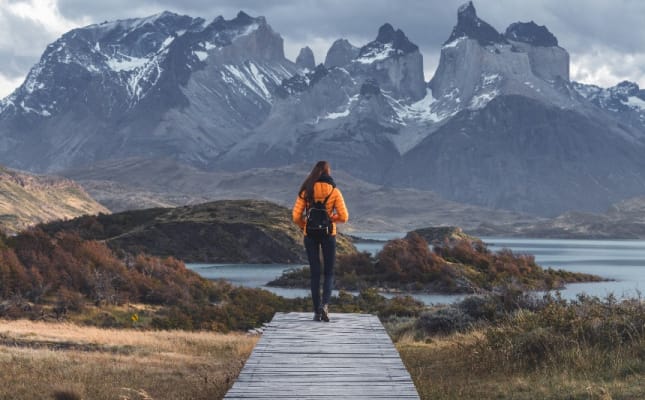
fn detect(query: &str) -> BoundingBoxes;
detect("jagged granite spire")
[360,23,419,57]
[324,39,359,68]
[505,21,558,47]
[445,1,506,46]
[354,23,425,101]
[295,46,315,69]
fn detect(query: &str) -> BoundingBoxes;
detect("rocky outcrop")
[505,21,558,47]
[407,226,477,245]
[324,39,359,68]
[505,22,569,81]
[351,23,426,101]
[430,2,572,110]
[295,46,315,70]
[446,1,507,46]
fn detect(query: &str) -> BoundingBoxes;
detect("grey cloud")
[0,8,58,79]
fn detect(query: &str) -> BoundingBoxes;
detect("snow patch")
[94,42,100,52]
[323,108,350,119]
[19,101,51,117]
[482,74,500,86]
[469,89,499,109]
[237,23,259,38]
[443,37,465,49]
[625,96,645,111]
[356,43,395,64]
[247,62,271,99]
[387,89,449,154]
[223,63,272,101]
[203,41,217,50]
[161,36,174,48]
[318,95,358,121]
[107,54,148,72]
[194,51,208,61]
[403,90,442,121]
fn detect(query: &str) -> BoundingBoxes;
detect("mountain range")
[1,1,645,219]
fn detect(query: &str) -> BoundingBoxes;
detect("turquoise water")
[186,235,645,304]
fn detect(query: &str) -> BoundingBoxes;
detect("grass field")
[3,303,645,400]
[0,319,257,400]
[397,331,645,400]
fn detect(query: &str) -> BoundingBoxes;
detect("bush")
[416,306,475,335]
[472,294,645,371]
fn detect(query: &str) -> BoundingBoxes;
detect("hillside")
[0,165,108,234]
[470,195,645,239]
[39,199,355,263]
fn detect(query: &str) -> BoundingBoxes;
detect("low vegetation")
[39,200,355,263]
[0,319,256,400]
[3,223,642,398]
[0,228,422,332]
[269,233,603,293]
[394,290,645,399]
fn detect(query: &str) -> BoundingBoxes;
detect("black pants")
[304,234,336,312]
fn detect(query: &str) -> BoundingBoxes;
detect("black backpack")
[305,188,335,238]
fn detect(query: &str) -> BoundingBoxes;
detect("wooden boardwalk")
[225,312,420,399]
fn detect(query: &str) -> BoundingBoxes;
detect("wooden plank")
[224,312,420,399]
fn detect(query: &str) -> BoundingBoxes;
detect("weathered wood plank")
[224,312,419,399]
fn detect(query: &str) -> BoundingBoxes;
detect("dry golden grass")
[0,170,108,235]
[0,318,257,400]
[398,331,645,400]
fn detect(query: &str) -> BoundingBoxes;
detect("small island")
[269,227,604,294]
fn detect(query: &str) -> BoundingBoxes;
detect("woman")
[292,161,349,322]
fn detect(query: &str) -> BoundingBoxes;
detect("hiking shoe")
[321,304,330,322]
[313,312,321,321]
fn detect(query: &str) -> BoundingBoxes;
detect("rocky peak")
[505,21,558,47]
[612,81,640,97]
[373,23,418,53]
[353,24,425,101]
[324,38,359,68]
[217,13,285,61]
[446,1,507,46]
[233,11,254,25]
[360,23,418,58]
[295,46,315,70]
[276,64,328,98]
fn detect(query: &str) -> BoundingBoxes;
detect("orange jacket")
[292,181,348,236]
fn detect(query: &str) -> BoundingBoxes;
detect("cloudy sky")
[1,0,644,98]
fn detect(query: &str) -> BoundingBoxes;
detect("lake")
[186,235,645,305]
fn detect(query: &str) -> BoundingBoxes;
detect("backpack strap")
[307,187,335,209]
[322,187,335,206]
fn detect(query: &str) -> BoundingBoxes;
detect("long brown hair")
[298,161,331,203]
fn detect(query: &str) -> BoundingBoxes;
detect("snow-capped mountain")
[2,2,645,217]
[0,11,298,171]
[573,80,645,131]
